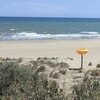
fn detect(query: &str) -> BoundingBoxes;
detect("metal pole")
[81,55,83,71]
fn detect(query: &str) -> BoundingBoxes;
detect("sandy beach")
[0,39,100,98]
[0,39,100,69]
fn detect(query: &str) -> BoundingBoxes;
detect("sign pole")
[76,48,88,72]
[81,55,83,72]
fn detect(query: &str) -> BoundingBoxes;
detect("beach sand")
[0,39,100,69]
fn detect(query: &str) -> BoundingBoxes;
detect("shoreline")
[0,38,99,41]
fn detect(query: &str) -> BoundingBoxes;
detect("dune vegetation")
[0,57,100,100]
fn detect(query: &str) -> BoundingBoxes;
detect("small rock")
[88,62,92,66]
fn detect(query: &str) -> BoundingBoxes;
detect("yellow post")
[76,48,88,72]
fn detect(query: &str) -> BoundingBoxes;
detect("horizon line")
[0,16,100,19]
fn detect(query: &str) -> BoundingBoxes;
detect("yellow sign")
[76,48,88,55]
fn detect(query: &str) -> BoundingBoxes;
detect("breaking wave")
[81,31,99,35]
[0,31,100,40]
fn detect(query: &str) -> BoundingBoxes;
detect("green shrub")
[72,75,100,100]
[0,60,67,100]
[59,69,67,75]
[96,64,100,68]
[91,69,100,76]
[0,61,18,95]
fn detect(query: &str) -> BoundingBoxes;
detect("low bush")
[91,69,100,76]
[0,61,67,100]
[72,75,100,100]
[96,64,100,68]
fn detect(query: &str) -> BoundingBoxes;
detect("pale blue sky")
[0,0,100,18]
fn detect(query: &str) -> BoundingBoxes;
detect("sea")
[0,17,100,40]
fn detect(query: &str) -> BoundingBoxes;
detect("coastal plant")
[59,69,67,75]
[0,60,68,100]
[0,61,18,95]
[96,64,100,68]
[59,62,69,68]
[50,70,60,79]
[72,74,100,100]
[36,65,46,73]
[17,58,23,63]
[91,69,100,76]
[52,72,60,79]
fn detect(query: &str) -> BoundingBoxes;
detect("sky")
[0,0,100,18]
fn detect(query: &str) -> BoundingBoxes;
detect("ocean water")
[0,17,100,40]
